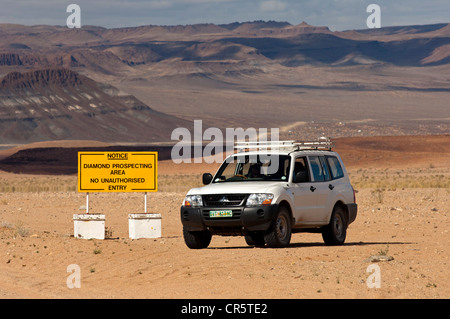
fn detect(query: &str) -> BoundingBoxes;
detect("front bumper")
[180,204,279,233]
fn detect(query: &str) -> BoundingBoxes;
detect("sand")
[0,136,449,299]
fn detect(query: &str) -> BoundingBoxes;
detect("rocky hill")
[0,68,190,143]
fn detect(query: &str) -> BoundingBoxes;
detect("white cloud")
[259,0,287,12]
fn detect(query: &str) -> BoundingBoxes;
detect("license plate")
[209,210,233,218]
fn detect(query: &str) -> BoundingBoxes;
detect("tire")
[245,232,266,247]
[183,227,212,249]
[264,206,292,248]
[322,205,347,246]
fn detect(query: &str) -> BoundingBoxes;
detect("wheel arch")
[278,200,294,224]
[329,200,349,224]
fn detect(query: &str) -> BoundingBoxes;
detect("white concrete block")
[73,214,105,239]
[128,213,161,239]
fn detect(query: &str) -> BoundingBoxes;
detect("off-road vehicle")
[180,138,357,249]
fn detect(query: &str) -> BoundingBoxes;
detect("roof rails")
[235,137,334,152]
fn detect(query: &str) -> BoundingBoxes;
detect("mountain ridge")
[0,21,448,74]
[0,21,448,145]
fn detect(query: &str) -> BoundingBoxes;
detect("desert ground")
[0,135,449,299]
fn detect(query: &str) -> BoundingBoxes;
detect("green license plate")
[209,210,233,218]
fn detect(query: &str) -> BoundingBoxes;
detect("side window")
[308,156,325,182]
[326,156,344,179]
[319,156,331,181]
[293,156,310,182]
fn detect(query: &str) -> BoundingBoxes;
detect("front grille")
[203,194,248,207]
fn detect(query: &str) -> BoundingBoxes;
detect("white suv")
[180,139,357,249]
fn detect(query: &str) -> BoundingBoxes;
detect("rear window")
[326,156,344,179]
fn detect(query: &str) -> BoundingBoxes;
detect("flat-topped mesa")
[293,21,331,33]
[0,68,83,90]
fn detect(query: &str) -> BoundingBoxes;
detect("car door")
[306,155,332,223]
[291,156,320,225]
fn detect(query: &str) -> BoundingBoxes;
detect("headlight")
[183,195,203,207]
[246,193,274,206]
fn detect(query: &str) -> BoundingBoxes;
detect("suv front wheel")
[264,206,292,248]
[322,205,347,246]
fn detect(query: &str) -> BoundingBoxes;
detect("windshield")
[213,154,291,183]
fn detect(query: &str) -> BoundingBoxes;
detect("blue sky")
[1,0,449,30]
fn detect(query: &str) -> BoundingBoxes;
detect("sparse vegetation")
[0,220,29,237]
[349,168,450,190]
[1,167,447,194]
[0,176,77,193]
[371,188,384,204]
[0,167,447,194]
[377,245,389,256]
[15,222,29,237]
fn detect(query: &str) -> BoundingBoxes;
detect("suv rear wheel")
[264,206,292,248]
[183,227,212,249]
[322,205,347,245]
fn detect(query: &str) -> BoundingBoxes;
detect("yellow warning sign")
[78,152,157,192]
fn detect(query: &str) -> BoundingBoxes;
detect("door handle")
[310,186,316,192]
[328,184,334,190]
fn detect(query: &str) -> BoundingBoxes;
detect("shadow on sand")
[208,240,414,250]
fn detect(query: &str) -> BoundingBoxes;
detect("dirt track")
[0,136,449,299]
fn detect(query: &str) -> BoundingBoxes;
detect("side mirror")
[202,173,213,185]
[294,171,309,183]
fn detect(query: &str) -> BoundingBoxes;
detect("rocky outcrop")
[0,68,83,89]
[0,68,191,143]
